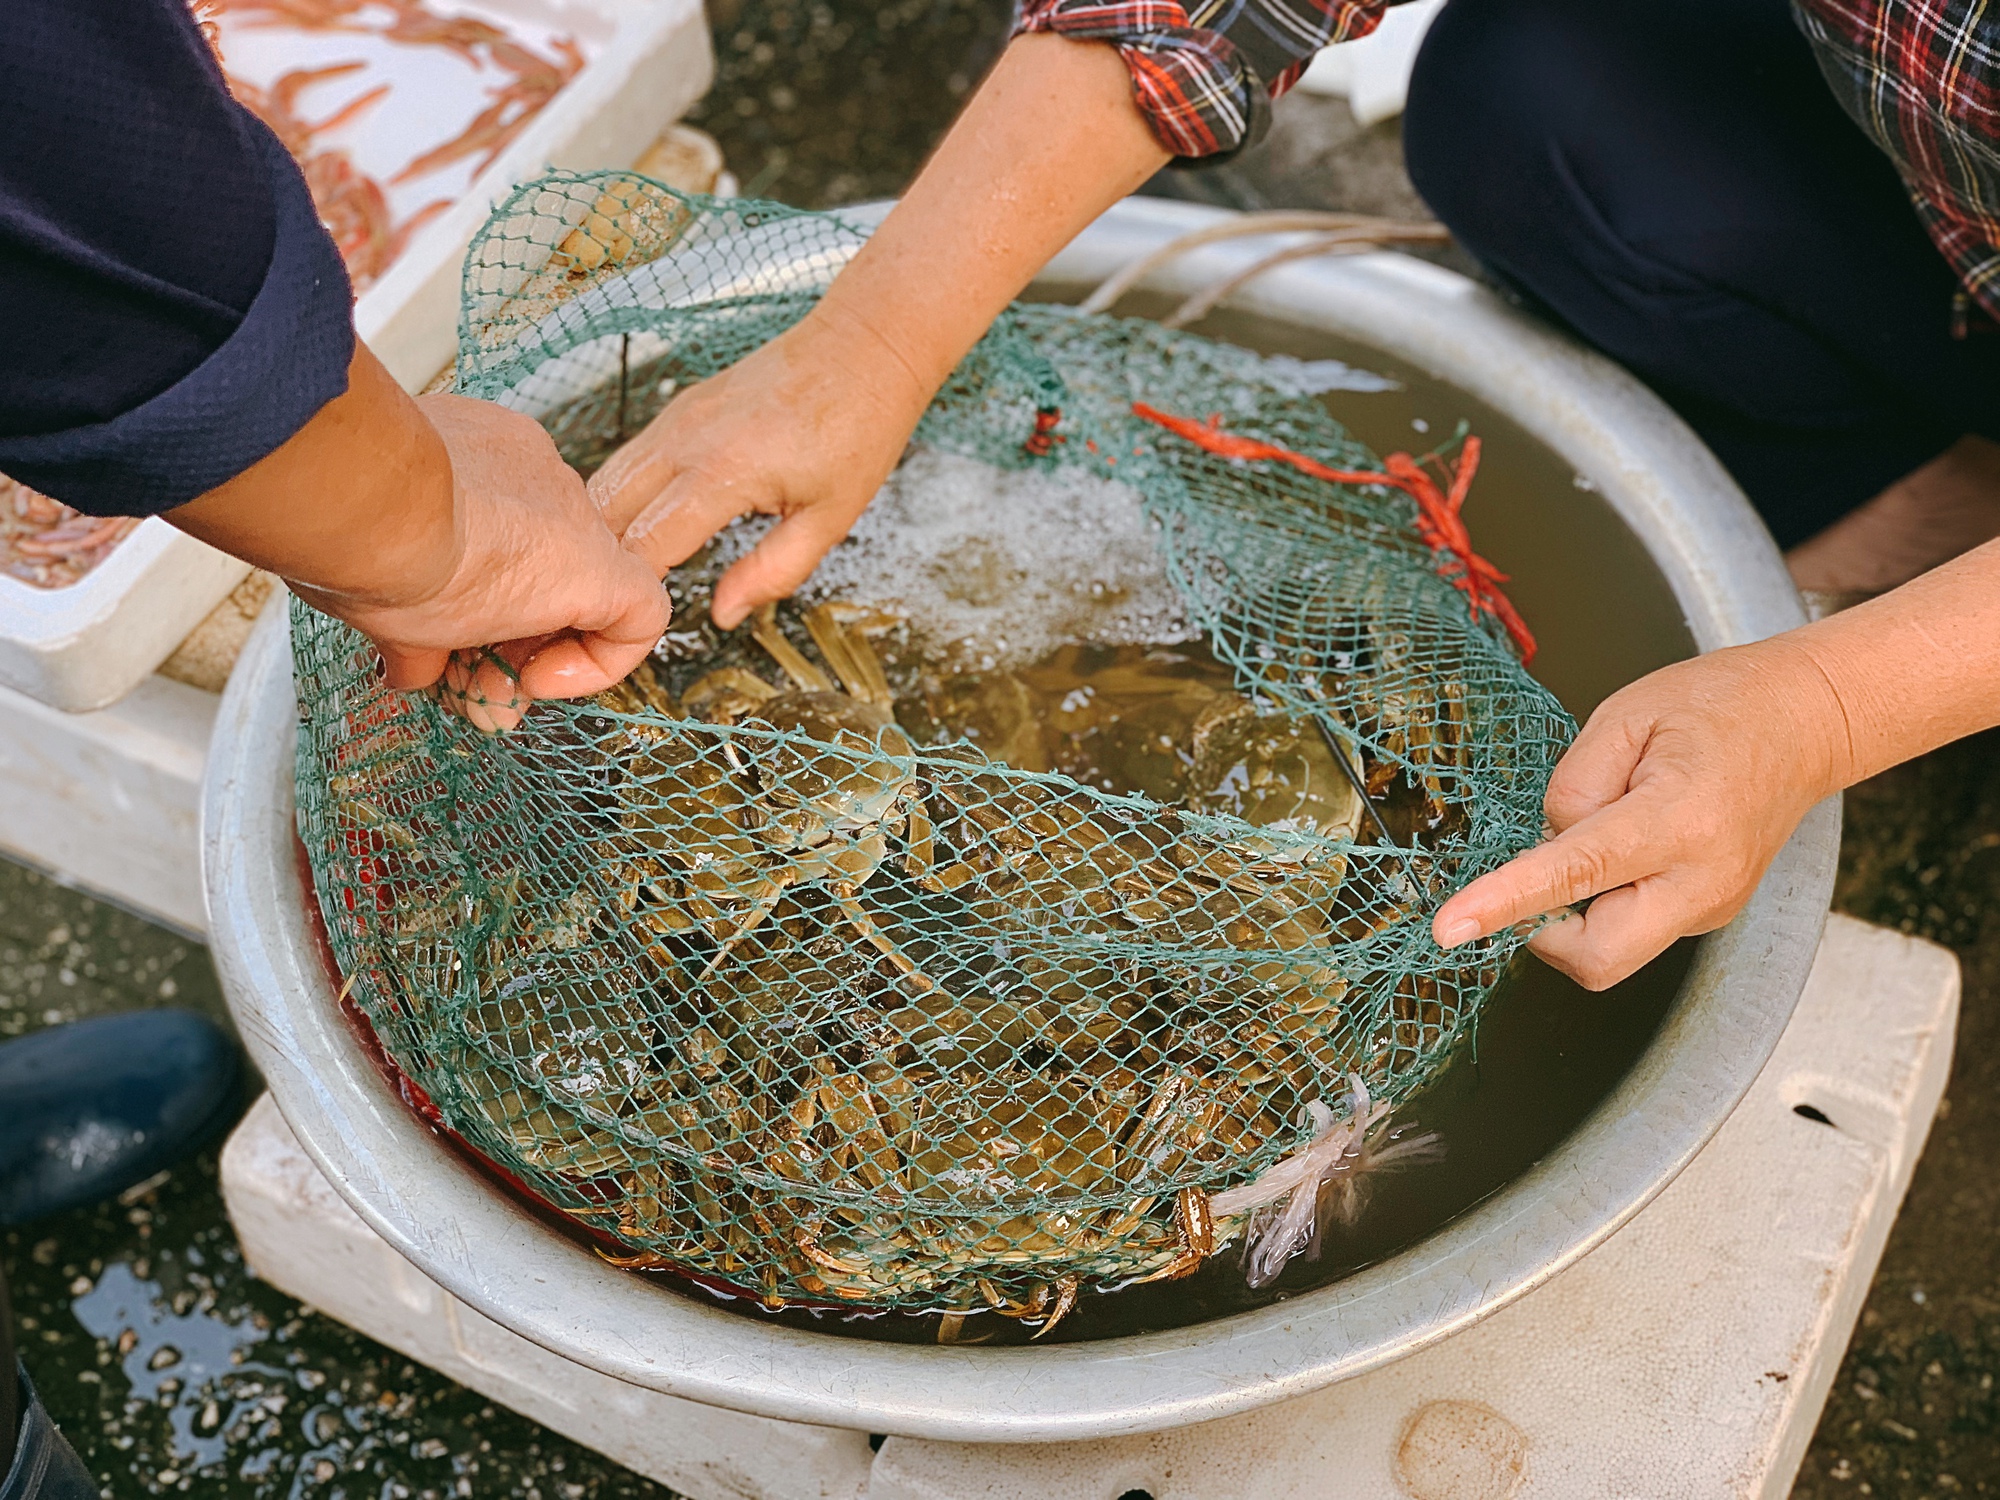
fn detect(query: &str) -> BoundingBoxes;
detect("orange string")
[1130,402,1537,663]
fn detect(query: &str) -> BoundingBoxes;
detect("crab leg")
[901,800,939,884]
[1123,1073,1189,1169]
[831,885,937,992]
[1130,1187,1216,1284]
[796,1218,874,1277]
[750,603,835,693]
[977,1278,1049,1318]
[680,666,777,723]
[595,1245,675,1270]
[695,876,795,979]
[936,1312,972,1345]
[1028,1275,1081,1340]
[803,603,896,708]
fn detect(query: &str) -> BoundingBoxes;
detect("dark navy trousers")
[1402,0,2000,548]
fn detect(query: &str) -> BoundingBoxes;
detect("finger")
[587,419,684,531]
[1542,708,1651,832]
[491,633,561,672]
[619,468,757,577]
[520,575,671,700]
[711,509,854,629]
[1431,794,1670,947]
[519,632,657,699]
[1524,880,1690,991]
[377,643,451,692]
[464,654,529,734]
[437,649,528,735]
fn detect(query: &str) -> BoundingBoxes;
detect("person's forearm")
[809,32,1170,403]
[165,342,460,608]
[1791,534,2000,788]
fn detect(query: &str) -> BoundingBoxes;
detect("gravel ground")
[5,4,1995,1493]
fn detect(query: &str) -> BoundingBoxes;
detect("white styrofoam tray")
[1293,0,1444,126]
[0,668,218,937]
[355,0,715,390]
[0,0,711,714]
[0,524,249,713]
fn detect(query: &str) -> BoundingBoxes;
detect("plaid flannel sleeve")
[1015,0,1405,161]
[1793,0,2000,332]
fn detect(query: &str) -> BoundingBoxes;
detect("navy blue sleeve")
[0,0,356,517]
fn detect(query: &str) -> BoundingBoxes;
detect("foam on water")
[702,447,1197,667]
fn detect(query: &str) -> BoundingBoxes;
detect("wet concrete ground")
[5,3,1997,1493]
[0,861,671,1499]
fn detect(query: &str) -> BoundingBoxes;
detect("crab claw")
[1028,1275,1080,1340]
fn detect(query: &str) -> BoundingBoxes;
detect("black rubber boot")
[0,1363,96,1500]
[0,1010,241,1225]
[0,1269,15,1475]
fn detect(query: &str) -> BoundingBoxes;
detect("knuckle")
[1555,842,1615,898]
[1571,953,1624,992]
[1543,785,1595,831]
[1693,882,1754,934]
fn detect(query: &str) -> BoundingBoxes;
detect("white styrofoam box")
[1295,0,1445,126]
[218,915,1958,1500]
[222,1094,878,1500]
[0,0,712,715]
[355,0,715,391]
[212,5,609,256]
[0,524,250,713]
[0,670,218,935]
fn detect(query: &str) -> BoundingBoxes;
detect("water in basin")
[598,294,1702,1345]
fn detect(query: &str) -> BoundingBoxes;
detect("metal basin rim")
[201,198,1836,1443]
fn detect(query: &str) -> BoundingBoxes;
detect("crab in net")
[316,560,1489,1336]
[377,595,1466,1335]
[593,599,941,987]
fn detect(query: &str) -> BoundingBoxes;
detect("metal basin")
[202,196,1837,1443]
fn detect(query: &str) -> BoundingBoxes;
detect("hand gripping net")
[292,172,1576,1322]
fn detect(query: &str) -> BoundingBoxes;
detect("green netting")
[292,171,1576,1323]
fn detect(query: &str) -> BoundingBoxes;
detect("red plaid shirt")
[1020,0,2000,327]
[1015,0,1414,158]
[1794,0,2000,329]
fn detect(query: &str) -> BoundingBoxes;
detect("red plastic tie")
[1130,402,1537,662]
[1023,405,1064,457]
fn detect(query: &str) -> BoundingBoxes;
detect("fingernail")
[1435,916,1481,948]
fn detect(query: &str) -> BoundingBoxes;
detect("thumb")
[1523,873,1702,990]
[711,508,854,629]
[1543,707,1652,831]
[438,647,531,735]
[520,555,671,700]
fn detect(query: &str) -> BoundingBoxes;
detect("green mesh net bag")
[292,171,1576,1326]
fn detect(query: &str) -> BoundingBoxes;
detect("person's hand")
[589,31,1168,628]
[309,394,670,731]
[1431,638,1850,990]
[169,344,669,733]
[589,307,931,629]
